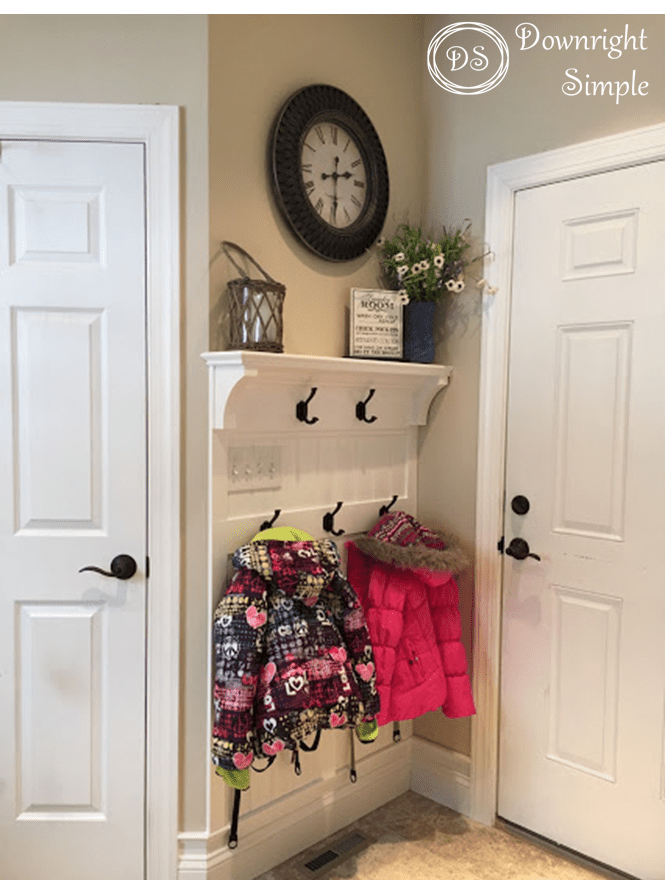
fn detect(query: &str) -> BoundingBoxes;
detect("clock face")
[271,85,389,262]
[300,121,368,230]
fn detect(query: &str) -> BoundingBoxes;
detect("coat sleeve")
[331,573,381,721]
[430,572,476,718]
[211,569,267,772]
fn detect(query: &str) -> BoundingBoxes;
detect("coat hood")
[232,539,340,601]
[349,511,468,575]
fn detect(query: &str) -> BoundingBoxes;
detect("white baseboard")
[178,738,412,880]
[410,737,471,816]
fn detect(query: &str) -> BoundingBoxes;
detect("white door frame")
[471,121,665,827]
[0,102,180,879]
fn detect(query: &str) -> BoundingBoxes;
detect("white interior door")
[499,161,665,879]
[0,140,147,880]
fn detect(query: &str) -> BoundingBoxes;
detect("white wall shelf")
[202,350,452,431]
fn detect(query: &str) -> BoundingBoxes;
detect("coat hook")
[323,501,345,536]
[260,509,281,531]
[296,387,319,425]
[379,495,398,517]
[355,388,377,424]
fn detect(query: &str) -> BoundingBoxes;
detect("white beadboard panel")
[224,431,409,525]
[548,585,622,781]
[562,209,637,281]
[553,322,632,540]
[16,601,106,818]
[9,185,104,266]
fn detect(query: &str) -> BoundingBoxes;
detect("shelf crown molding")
[202,351,452,431]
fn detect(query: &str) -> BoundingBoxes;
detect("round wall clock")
[270,84,389,262]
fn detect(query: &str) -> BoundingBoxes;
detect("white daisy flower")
[397,265,409,278]
[434,254,445,269]
[420,260,431,271]
[411,264,422,276]
[394,252,405,262]
[398,290,410,305]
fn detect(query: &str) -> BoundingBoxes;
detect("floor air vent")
[300,831,370,877]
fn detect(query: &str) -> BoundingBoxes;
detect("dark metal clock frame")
[270,84,390,262]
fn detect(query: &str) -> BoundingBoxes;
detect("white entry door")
[0,140,147,880]
[498,161,665,878]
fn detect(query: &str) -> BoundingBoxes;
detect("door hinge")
[497,536,505,554]
[146,556,150,578]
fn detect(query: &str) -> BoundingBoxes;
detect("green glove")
[356,719,379,743]
[215,766,250,790]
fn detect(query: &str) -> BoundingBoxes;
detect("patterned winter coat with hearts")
[212,539,379,773]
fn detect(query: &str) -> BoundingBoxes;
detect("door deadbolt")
[511,495,530,515]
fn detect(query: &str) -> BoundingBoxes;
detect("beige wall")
[0,14,211,832]
[209,15,426,356]
[415,13,665,755]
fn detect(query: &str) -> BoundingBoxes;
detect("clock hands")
[321,156,356,227]
[321,155,353,182]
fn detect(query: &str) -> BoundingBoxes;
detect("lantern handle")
[221,241,278,284]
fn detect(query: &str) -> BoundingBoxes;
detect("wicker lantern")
[222,241,285,353]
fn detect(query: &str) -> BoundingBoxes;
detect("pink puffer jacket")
[345,512,476,726]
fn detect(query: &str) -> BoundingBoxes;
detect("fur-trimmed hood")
[350,511,468,575]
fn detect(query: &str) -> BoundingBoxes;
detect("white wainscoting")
[179,736,412,880]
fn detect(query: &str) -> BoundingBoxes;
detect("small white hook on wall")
[477,278,499,296]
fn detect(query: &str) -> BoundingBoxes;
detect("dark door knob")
[79,554,138,580]
[505,537,541,561]
[511,495,530,515]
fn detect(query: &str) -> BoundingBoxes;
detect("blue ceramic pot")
[403,300,436,363]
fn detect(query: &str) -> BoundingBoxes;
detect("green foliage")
[377,221,475,302]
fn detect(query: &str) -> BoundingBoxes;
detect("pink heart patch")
[356,662,375,682]
[246,605,267,628]
[261,661,276,684]
[329,646,347,664]
[330,712,347,728]
[232,751,253,770]
[262,739,285,756]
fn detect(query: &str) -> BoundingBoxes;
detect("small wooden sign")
[349,289,403,360]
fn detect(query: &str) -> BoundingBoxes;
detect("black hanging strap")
[393,721,401,743]
[349,729,357,783]
[228,788,241,849]
[292,748,302,776]
[299,729,322,753]
[251,754,276,773]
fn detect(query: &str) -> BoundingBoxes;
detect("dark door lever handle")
[505,537,541,561]
[79,554,137,580]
